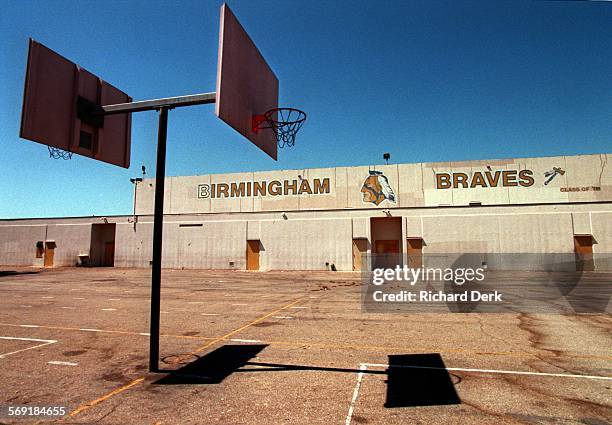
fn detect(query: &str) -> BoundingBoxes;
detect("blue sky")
[1,0,611,218]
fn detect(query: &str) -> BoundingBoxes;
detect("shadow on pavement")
[385,353,461,407]
[154,344,268,385]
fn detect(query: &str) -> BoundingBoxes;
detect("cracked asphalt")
[0,267,610,424]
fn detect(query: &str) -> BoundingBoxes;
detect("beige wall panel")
[566,154,612,202]
[174,221,246,269]
[255,170,300,212]
[347,166,373,208]
[247,221,261,240]
[136,220,247,269]
[170,175,211,215]
[440,158,515,168]
[591,212,612,253]
[115,222,152,267]
[601,154,612,200]
[423,162,453,206]
[46,224,92,267]
[509,156,569,204]
[297,167,339,210]
[159,222,180,269]
[0,225,46,265]
[334,167,349,209]
[497,213,574,253]
[405,216,422,238]
[571,212,591,235]
[135,180,156,215]
[590,211,612,270]
[397,163,424,207]
[209,173,244,213]
[259,218,352,270]
[449,164,510,206]
[421,214,500,253]
[352,217,369,239]
[240,173,255,212]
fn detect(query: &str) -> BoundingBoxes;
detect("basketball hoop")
[253,107,306,148]
[48,146,72,160]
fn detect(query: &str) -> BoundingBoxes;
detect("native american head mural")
[361,170,397,206]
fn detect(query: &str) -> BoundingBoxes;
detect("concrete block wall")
[258,217,352,270]
[0,223,91,267]
[0,224,46,266]
[46,224,92,267]
[114,222,153,268]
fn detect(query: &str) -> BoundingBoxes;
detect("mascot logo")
[543,167,565,186]
[361,170,396,206]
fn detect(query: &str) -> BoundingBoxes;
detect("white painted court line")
[101,308,117,311]
[290,306,309,309]
[0,336,57,359]
[19,325,39,328]
[187,301,204,304]
[161,311,169,314]
[20,305,32,308]
[72,297,85,300]
[48,361,78,366]
[41,296,54,299]
[344,361,612,425]
[201,313,220,316]
[229,338,261,343]
[362,363,612,381]
[272,316,293,319]
[139,332,150,336]
[61,306,76,309]
[232,303,247,306]
[345,364,367,425]
[108,298,120,301]
[79,328,102,332]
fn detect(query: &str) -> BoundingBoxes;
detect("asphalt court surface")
[0,267,610,424]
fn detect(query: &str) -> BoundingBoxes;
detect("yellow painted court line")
[3,320,609,361]
[67,377,145,417]
[65,297,305,419]
[192,297,305,354]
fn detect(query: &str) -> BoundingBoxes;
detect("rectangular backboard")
[215,4,279,161]
[20,39,132,168]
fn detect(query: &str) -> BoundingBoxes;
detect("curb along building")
[1,153,611,271]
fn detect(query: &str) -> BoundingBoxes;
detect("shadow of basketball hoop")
[154,344,268,385]
[154,346,461,408]
[385,353,461,408]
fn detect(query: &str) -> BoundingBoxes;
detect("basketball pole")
[91,92,216,373]
[149,106,169,373]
